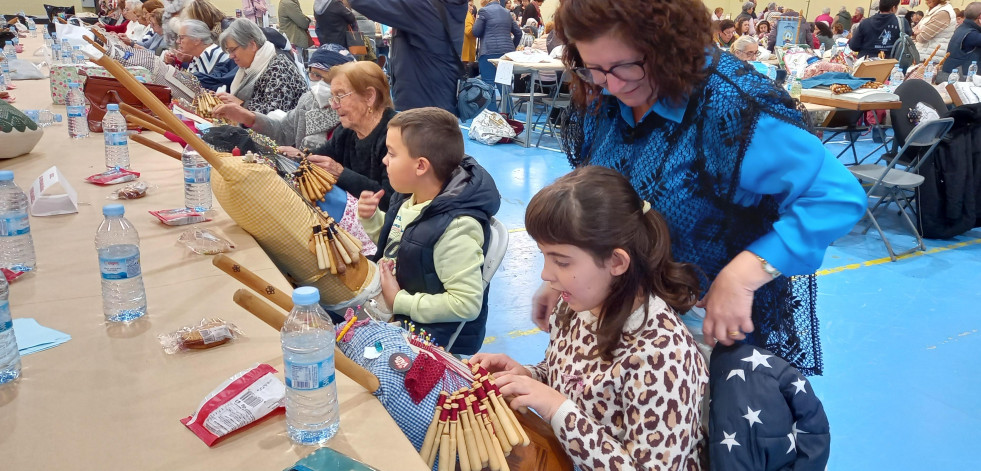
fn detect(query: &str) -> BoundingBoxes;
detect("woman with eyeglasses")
[215,18,307,115]
[176,19,238,91]
[305,61,397,211]
[522,3,865,463]
[214,44,354,156]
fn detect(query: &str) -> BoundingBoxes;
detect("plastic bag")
[468,109,516,145]
[158,317,243,354]
[180,363,285,446]
[108,181,151,200]
[177,228,235,255]
[149,208,212,226]
[85,167,140,185]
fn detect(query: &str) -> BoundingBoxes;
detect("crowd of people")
[16,0,977,468]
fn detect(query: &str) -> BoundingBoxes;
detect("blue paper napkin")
[12,318,71,355]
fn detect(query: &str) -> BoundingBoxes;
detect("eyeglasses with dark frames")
[572,59,647,85]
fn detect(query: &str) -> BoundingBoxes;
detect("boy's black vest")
[373,156,501,355]
[942,21,981,74]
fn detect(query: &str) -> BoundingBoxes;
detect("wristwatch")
[755,255,781,279]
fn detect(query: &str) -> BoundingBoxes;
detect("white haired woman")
[178,19,238,91]
[216,18,307,114]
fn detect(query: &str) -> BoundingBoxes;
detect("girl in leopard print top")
[473,166,709,470]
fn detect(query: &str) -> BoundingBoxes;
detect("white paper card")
[28,166,78,216]
[495,60,514,86]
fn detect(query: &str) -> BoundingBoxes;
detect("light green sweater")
[361,194,485,324]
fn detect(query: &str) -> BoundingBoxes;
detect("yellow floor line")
[507,227,527,233]
[817,237,981,276]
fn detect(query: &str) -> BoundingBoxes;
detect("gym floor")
[462,124,981,469]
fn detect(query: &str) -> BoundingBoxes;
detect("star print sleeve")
[549,348,707,470]
[779,367,831,469]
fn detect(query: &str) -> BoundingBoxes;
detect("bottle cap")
[107,104,119,111]
[292,286,320,305]
[806,56,820,65]
[4,41,10,46]
[53,114,63,122]
[0,170,13,181]
[68,82,79,88]
[103,204,125,216]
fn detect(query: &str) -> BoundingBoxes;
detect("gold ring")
[727,331,741,337]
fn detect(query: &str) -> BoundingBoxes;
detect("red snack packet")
[149,208,212,226]
[85,168,141,186]
[180,363,286,446]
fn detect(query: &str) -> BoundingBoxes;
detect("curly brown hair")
[525,166,700,361]
[554,0,713,108]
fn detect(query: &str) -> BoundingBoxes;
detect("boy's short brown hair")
[388,107,464,182]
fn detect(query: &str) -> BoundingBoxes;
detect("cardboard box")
[49,63,151,105]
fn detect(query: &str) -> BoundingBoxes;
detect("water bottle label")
[0,213,30,236]
[99,252,142,280]
[67,105,85,118]
[184,166,211,184]
[104,131,128,146]
[284,355,335,391]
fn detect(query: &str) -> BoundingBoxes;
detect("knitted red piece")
[404,353,445,404]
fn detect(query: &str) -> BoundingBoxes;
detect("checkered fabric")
[210,155,374,304]
[336,320,442,453]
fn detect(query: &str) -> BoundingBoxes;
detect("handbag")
[83,75,171,133]
[345,26,368,56]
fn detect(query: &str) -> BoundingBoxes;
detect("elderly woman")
[216,19,307,115]
[914,0,958,57]
[177,19,238,91]
[124,2,148,41]
[535,0,866,388]
[213,44,354,153]
[307,61,397,211]
[134,8,167,55]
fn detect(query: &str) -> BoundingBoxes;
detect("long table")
[0,35,427,471]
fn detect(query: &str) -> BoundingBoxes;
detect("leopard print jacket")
[528,295,709,470]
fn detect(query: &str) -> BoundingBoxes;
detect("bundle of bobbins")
[308,216,362,275]
[194,91,223,120]
[295,155,338,203]
[419,360,531,471]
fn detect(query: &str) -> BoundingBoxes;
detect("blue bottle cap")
[53,114,63,122]
[107,104,119,111]
[292,286,320,305]
[68,82,79,88]
[102,204,125,216]
[0,170,13,181]
[4,41,10,46]
[806,56,820,65]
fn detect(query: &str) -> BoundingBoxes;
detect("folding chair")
[444,217,508,351]
[848,117,954,261]
[535,70,572,147]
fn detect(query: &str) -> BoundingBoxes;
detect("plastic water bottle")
[948,69,960,84]
[0,276,21,385]
[51,41,61,65]
[924,60,937,84]
[889,65,904,91]
[61,39,71,64]
[767,64,777,81]
[22,109,62,127]
[66,82,89,139]
[790,76,802,99]
[0,71,7,92]
[73,45,84,65]
[3,41,15,61]
[27,17,36,38]
[282,286,339,445]
[95,204,147,323]
[103,104,130,169]
[967,61,978,82]
[818,44,825,58]
[181,145,212,210]
[0,171,36,273]
[0,54,8,75]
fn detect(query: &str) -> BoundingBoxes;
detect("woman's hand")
[495,374,566,421]
[378,259,400,310]
[162,50,176,64]
[215,92,243,106]
[277,146,302,159]
[307,154,344,177]
[530,281,559,332]
[697,251,772,347]
[212,103,256,127]
[470,353,532,378]
[120,35,133,46]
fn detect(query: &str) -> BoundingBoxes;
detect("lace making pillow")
[0,101,42,159]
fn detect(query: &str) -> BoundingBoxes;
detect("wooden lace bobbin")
[330,226,359,265]
[451,402,473,471]
[467,395,494,469]
[474,384,513,454]
[481,375,530,447]
[420,393,448,461]
[429,400,453,467]
[481,404,511,471]
[326,231,346,275]
[312,228,327,270]
[327,228,353,265]
[437,397,455,471]
[336,225,364,252]
[449,407,465,471]
[456,395,483,470]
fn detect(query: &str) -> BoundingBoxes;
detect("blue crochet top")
[563,49,867,376]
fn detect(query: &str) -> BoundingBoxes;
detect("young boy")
[357,107,501,355]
